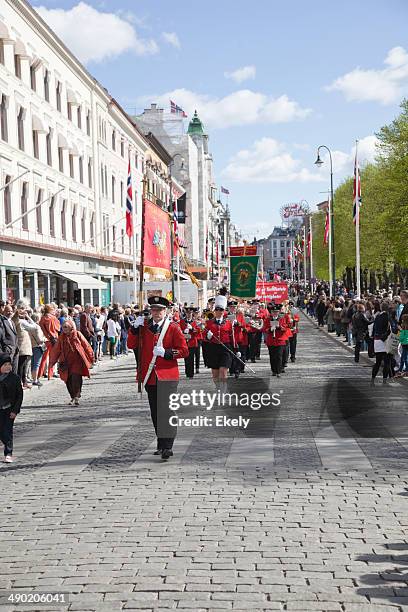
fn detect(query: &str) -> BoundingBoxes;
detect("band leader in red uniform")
[132,296,188,461]
[263,302,291,377]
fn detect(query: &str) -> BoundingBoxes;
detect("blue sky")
[35,0,408,238]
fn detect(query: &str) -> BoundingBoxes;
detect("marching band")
[129,291,300,460]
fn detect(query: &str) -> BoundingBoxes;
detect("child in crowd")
[0,353,23,463]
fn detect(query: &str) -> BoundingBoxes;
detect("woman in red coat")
[205,295,235,390]
[49,320,94,406]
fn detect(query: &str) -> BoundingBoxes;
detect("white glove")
[153,346,165,358]
[207,330,213,340]
[133,316,145,328]
[236,351,241,358]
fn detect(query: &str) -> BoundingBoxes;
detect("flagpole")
[132,170,137,305]
[303,225,307,287]
[137,175,147,394]
[328,194,333,298]
[309,215,314,290]
[355,140,361,299]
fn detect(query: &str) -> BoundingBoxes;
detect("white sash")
[142,317,172,387]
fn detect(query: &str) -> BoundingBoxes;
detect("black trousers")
[0,409,14,456]
[372,352,390,380]
[146,381,178,450]
[202,341,209,367]
[282,342,289,368]
[194,343,201,371]
[248,333,261,362]
[268,345,284,375]
[289,335,297,361]
[184,347,195,378]
[355,339,363,362]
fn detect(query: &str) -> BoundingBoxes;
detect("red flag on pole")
[323,210,329,246]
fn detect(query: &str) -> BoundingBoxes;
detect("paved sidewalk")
[1,318,408,612]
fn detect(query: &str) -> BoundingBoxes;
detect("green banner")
[229,256,259,298]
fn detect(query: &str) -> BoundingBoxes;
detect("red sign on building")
[229,245,257,256]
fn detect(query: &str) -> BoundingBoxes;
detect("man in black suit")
[0,302,19,374]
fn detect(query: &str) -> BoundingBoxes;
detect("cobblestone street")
[1,315,408,612]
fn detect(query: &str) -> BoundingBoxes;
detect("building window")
[67,101,72,121]
[69,153,74,178]
[102,214,108,248]
[104,165,108,195]
[44,69,50,102]
[32,129,39,159]
[77,106,82,129]
[21,182,28,230]
[112,129,116,151]
[56,81,62,112]
[79,156,84,184]
[86,111,90,136]
[121,140,124,157]
[121,228,125,254]
[35,189,43,234]
[0,94,8,142]
[49,196,55,237]
[81,209,86,243]
[0,40,4,65]
[88,158,92,188]
[4,175,11,226]
[135,153,138,169]
[46,129,52,166]
[90,213,95,247]
[30,65,36,91]
[17,107,24,151]
[111,175,115,204]
[120,181,124,206]
[61,200,66,240]
[71,206,77,242]
[100,164,104,196]
[14,54,21,79]
[58,147,64,172]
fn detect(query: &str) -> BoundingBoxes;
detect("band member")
[132,296,188,461]
[281,302,292,371]
[288,300,300,363]
[263,303,291,377]
[201,307,214,368]
[192,308,202,374]
[205,295,235,391]
[180,307,200,378]
[247,301,263,363]
[227,300,244,379]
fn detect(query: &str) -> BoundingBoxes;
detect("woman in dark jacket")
[0,353,23,463]
[352,304,369,363]
[371,304,391,385]
[316,299,327,327]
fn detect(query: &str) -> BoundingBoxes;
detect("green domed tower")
[187,110,204,136]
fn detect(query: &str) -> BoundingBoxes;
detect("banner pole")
[355,140,361,299]
[137,177,147,393]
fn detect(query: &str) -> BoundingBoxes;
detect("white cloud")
[144,88,311,129]
[326,46,408,104]
[221,135,379,185]
[35,2,158,63]
[221,138,324,184]
[225,65,256,84]
[330,135,379,174]
[162,32,180,49]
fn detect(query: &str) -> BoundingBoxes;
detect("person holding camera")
[12,300,38,389]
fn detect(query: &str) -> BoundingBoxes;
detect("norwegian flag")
[170,100,187,118]
[323,210,329,246]
[125,159,133,238]
[172,198,179,250]
[352,150,362,224]
[221,186,230,195]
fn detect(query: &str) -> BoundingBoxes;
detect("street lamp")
[315,145,335,297]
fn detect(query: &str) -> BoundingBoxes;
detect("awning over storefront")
[56,272,107,290]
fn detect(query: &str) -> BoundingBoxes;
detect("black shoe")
[161,449,173,460]
[196,369,200,374]
[290,358,296,363]
[153,449,162,455]
[251,359,256,363]
[276,373,281,378]
[234,372,240,379]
